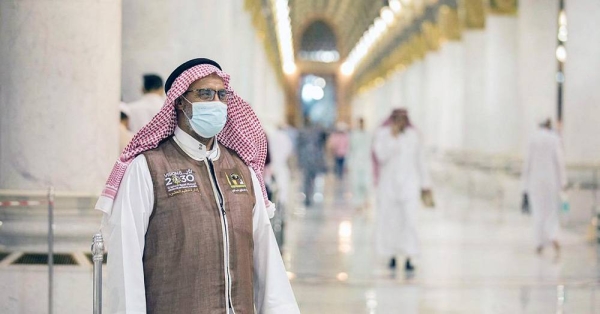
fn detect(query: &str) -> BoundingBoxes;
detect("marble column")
[121,0,230,102]
[483,15,519,155]
[463,30,487,152]
[518,1,559,150]
[365,84,383,127]
[438,41,465,150]
[121,0,176,102]
[423,51,445,149]
[404,61,426,132]
[563,0,600,162]
[263,69,284,127]
[251,38,269,122]
[350,93,368,127]
[0,0,122,192]
[229,1,258,101]
[388,70,403,110]
[400,68,410,111]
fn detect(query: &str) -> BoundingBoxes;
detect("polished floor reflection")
[1,173,599,313]
[284,174,600,313]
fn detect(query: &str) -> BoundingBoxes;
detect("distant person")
[297,117,326,207]
[348,118,371,210]
[372,108,432,272]
[127,74,165,133]
[268,125,294,208]
[327,122,350,179]
[118,103,133,151]
[522,119,567,255]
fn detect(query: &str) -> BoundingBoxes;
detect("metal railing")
[0,187,104,313]
[0,186,56,314]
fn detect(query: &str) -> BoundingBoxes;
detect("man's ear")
[175,98,183,110]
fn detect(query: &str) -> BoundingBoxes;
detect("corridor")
[2,0,600,313]
[285,174,600,313]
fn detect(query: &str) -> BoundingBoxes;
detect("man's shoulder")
[218,143,245,163]
[142,137,174,158]
[123,154,150,177]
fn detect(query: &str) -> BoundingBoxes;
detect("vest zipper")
[204,158,236,314]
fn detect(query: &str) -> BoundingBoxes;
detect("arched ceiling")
[290,0,387,60]
[245,0,516,92]
[300,20,338,53]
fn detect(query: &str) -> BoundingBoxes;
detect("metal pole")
[557,0,566,124]
[92,233,104,314]
[48,186,55,314]
[594,169,600,243]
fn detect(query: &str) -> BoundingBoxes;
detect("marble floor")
[285,174,600,314]
[1,173,599,313]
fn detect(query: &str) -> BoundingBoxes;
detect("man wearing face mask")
[96,58,300,314]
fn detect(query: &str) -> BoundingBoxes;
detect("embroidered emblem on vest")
[164,169,199,197]
[222,169,249,194]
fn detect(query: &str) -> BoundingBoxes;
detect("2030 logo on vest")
[164,169,200,197]
[222,168,249,194]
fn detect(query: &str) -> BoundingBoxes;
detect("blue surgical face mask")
[181,97,228,138]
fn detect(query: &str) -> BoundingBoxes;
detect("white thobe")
[268,129,293,207]
[373,126,431,257]
[522,128,567,246]
[126,94,165,133]
[100,126,300,314]
[348,130,371,207]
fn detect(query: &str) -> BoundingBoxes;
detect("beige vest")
[143,137,256,314]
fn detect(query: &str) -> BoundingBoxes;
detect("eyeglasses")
[184,88,230,102]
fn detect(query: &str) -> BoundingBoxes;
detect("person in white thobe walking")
[522,119,567,255]
[372,108,432,272]
[268,125,294,209]
[348,118,371,210]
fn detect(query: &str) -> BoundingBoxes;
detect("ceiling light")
[341,62,354,76]
[556,45,567,63]
[381,7,395,25]
[283,62,296,74]
[314,77,326,88]
[389,0,402,13]
[272,0,295,74]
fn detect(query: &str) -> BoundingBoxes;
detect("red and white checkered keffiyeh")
[96,64,271,214]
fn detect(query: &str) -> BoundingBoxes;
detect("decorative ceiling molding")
[352,0,515,94]
[290,0,386,60]
[243,0,515,95]
[489,0,518,15]
[464,0,486,29]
